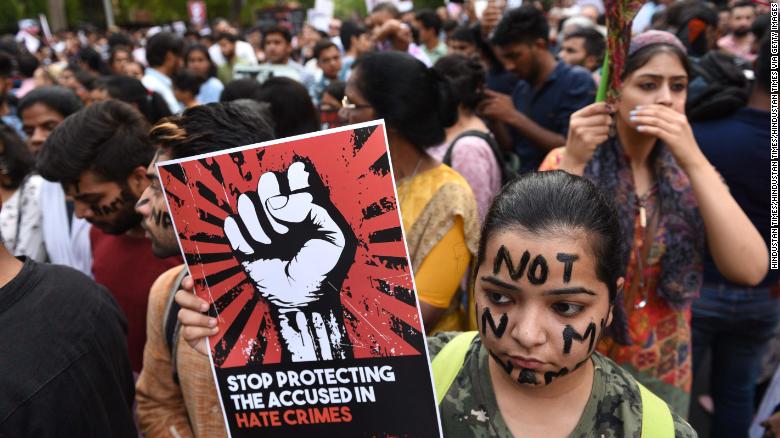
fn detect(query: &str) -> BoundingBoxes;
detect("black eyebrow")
[636,73,688,80]
[542,287,597,297]
[480,276,521,292]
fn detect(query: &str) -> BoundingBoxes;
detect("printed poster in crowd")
[158,121,442,437]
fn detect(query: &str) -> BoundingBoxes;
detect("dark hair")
[415,10,443,34]
[78,47,109,75]
[340,21,368,52]
[755,34,770,94]
[751,14,770,40]
[37,100,153,186]
[371,2,400,18]
[219,78,263,102]
[173,69,204,95]
[477,171,624,302]
[730,1,755,11]
[149,102,275,160]
[0,124,33,189]
[324,80,346,101]
[622,43,692,80]
[449,25,476,44]
[443,19,458,34]
[263,25,292,45]
[107,32,133,49]
[98,76,172,125]
[216,32,238,43]
[491,6,549,47]
[0,52,13,78]
[253,77,320,138]
[18,86,83,119]
[184,43,217,78]
[564,27,606,62]
[353,51,457,149]
[313,40,338,61]
[17,53,38,78]
[146,32,185,68]
[433,54,486,111]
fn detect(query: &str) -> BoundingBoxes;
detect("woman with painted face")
[540,30,768,415]
[430,170,695,437]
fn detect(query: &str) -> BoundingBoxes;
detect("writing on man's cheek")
[91,197,127,217]
[152,205,172,228]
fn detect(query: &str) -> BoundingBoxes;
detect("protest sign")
[157,121,442,437]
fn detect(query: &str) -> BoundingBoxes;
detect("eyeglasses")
[341,96,372,111]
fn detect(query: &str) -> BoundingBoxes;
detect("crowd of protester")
[0,0,775,436]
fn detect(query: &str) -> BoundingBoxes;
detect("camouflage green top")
[428,332,696,438]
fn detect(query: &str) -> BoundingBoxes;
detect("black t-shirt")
[0,259,136,437]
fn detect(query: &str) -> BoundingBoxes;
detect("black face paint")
[481,307,508,338]
[518,369,538,385]
[91,196,128,217]
[562,320,601,355]
[544,367,570,385]
[556,253,579,283]
[151,206,173,228]
[527,255,548,285]
[492,245,530,281]
[489,350,514,375]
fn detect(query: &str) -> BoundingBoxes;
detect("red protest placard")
[157,121,442,437]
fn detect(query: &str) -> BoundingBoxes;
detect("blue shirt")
[508,61,595,172]
[197,77,224,104]
[693,107,776,288]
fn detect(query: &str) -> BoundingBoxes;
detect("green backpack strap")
[638,382,675,437]
[431,331,479,405]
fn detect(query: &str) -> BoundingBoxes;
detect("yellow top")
[396,164,480,333]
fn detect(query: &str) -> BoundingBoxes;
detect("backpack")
[442,130,521,185]
[162,268,189,385]
[431,331,676,437]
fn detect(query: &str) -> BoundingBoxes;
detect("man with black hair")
[310,40,342,107]
[717,1,757,61]
[480,6,596,172]
[18,86,92,276]
[143,31,185,114]
[446,25,478,58]
[414,9,447,64]
[0,211,137,436]
[215,32,244,84]
[37,99,181,374]
[261,25,314,88]
[134,103,275,438]
[339,21,373,80]
[559,27,605,73]
[691,34,775,437]
[208,19,258,68]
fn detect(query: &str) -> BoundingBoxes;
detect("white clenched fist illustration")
[223,160,356,361]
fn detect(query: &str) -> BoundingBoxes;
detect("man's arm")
[136,267,194,438]
[479,90,566,153]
